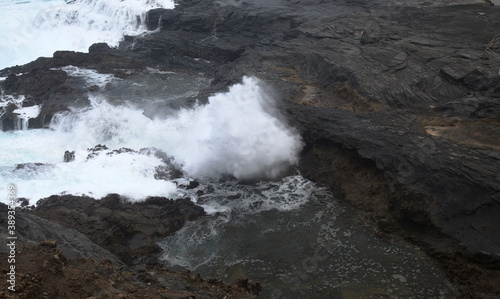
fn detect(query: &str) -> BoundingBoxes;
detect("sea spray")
[49,95,153,150]
[0,76,303,204]
[51,76,303,180]
[0,0,175,70]
[149,76,304,180]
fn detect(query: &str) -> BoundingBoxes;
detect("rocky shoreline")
[1,0,500,297]
[0,198,261,298]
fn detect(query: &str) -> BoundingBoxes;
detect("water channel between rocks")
[158,176,457,298]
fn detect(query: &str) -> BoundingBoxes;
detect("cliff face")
[1,0,499,297]
[136,0,500,255]
[132,0,500,296]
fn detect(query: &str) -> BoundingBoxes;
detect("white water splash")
[0,94,28,131]
[13,105,41,120]
[0,0,175,70]
[149,77,304,180]
[11,105,41,130]
[197,175,321,215]
[0,76,303,204]
[50,76,303,179]
[54,66,118,88]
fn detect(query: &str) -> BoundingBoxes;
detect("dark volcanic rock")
[4,68,69,99]
[63,150,75,162]
[86,144,109,159]
[0,44,148,131]
[0,237,260,298]
[88,42,112,53]
[115,0,500,296]
[31,194,206,265]
[53,50,146,76]
[0,203,123,267]
[1,0,499,297]
[0,197,256,298]
[86,145,137,159]
[0,68,75,129]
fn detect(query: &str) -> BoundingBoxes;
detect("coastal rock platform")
[1,0,499,297]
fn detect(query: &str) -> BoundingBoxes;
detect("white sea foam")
[0,94,26,109]
[195,174,320,216]
[0,0,175,70]
[51,76,303,180]
[0,76,304,205]
[13,105,41,119]
[49,96,151,151]
[0,129,177,202]
[55,66,118,88]
[11,105,41,130]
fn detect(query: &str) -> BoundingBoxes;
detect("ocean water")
[0,0,458,297]
[0,0,175,70]
[159,179,457,298]
[0,72,302,202]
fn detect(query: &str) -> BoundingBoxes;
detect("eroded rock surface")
[0,199,260,298]
[1,0,499,297]
[131,0,500,260]
[0,203,123,267]
[0,239,260,298]
[30,194,205,265]
[122,0,500,296]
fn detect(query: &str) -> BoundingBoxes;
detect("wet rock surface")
[30,194,206,266]
[0,199,260,298]
[0,237,260,298]
[0,47,148,130]
[1,0,500,297]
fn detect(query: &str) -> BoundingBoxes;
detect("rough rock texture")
[0,203,123,268]
[1,0,500,297]
[0,241,260,298]
[30,194,206,266]
[0,48,147,130]
[118,0,500,297]
[131,0,500,256]
[0,201,260,298]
